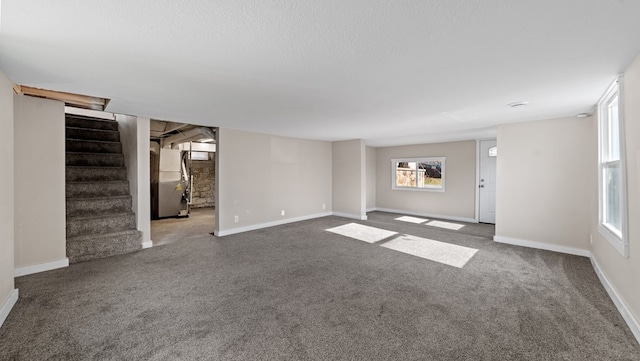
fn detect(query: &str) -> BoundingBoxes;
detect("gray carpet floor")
[1,212,639,360]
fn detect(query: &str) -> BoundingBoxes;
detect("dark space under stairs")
[65,114,142,263]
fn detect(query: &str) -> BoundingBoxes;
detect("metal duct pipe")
[161,127,216,149]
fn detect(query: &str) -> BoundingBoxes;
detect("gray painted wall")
[0,71,16,325]
[13,95,66,268]
[116,115,151,246]
[366,146,377,211]
[216,128,332,235]
[496,116,592,250]
[590,55,640,330]
[375,140,476,220]
[332,139,366,219]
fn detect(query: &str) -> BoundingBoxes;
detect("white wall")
[216,128,332,235]
[375,140,476,221]
[332,139,366,220]
[116,115,151,247]
[590,55,640,334]
[366,146,377,211]
[495,116,592,253]
[0,71,17,328]
[13,95,67,269]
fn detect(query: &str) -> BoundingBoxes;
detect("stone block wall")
[191,161,215,208]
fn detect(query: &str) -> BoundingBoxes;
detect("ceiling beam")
[17,85,109,111]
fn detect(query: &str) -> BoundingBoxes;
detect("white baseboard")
[0,289,19,328]
[216,212,332,237]
[142,241,153,249]
[14,258,69,277]
[590,256,640,344]
[372,208,477,223]
[332,212,368,221]
[493,236,590,257]
[366,207,377,213]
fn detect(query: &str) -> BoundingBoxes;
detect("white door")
[479,139,497,224]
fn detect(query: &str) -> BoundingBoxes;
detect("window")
[188,151,210,161]
[392,157,445,192]
[597,76,628,256]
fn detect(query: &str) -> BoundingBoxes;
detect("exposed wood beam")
[13,84,22,94]
[17,85,109,111]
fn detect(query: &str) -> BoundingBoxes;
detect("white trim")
[596,75,629,257]
[142,241,153,249]
[366,207,377,213]
[332,212,368,220]
[0,289,19,328]
[373,207,477,223]
[493,235,590,257]
[591,256,640,344]
[216,212,332,237]
[14,258,69,277]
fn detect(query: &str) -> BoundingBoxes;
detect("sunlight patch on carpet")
[381,234,478,268]
[395,216,429,224]
[326,223,398,243]
[426,220,465,231]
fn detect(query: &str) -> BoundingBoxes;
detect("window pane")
[609,99,620,161]
[418,161,442,188]
[604,164,622,233]
[396,162,416,187]
[189,151,209,160]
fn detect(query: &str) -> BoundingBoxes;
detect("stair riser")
[66,168,127,182]
[67,230,142,263]
[66,127,120,142]
[65,117,119,131]
[66,181,130,198]
[66,153,125,167]
[66,214,136,238]
[66,197,132,217]
[66,139,122,154]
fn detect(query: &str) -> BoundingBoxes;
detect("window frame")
[597,75,629,257]
[391,157,446,192]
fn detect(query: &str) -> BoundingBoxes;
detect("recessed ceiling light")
[507,101,529,108]
[576,113,591,118]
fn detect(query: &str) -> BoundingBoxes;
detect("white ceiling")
[1,0,640,146]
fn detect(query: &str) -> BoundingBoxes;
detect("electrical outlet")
[234,215,239,223]
[322,203,326,210]
[281,210,285,216]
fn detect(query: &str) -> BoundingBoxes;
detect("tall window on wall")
[597,76,628,256]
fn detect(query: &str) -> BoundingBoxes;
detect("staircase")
[65,114,142,263]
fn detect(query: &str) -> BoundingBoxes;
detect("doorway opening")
[149,119,217,246]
